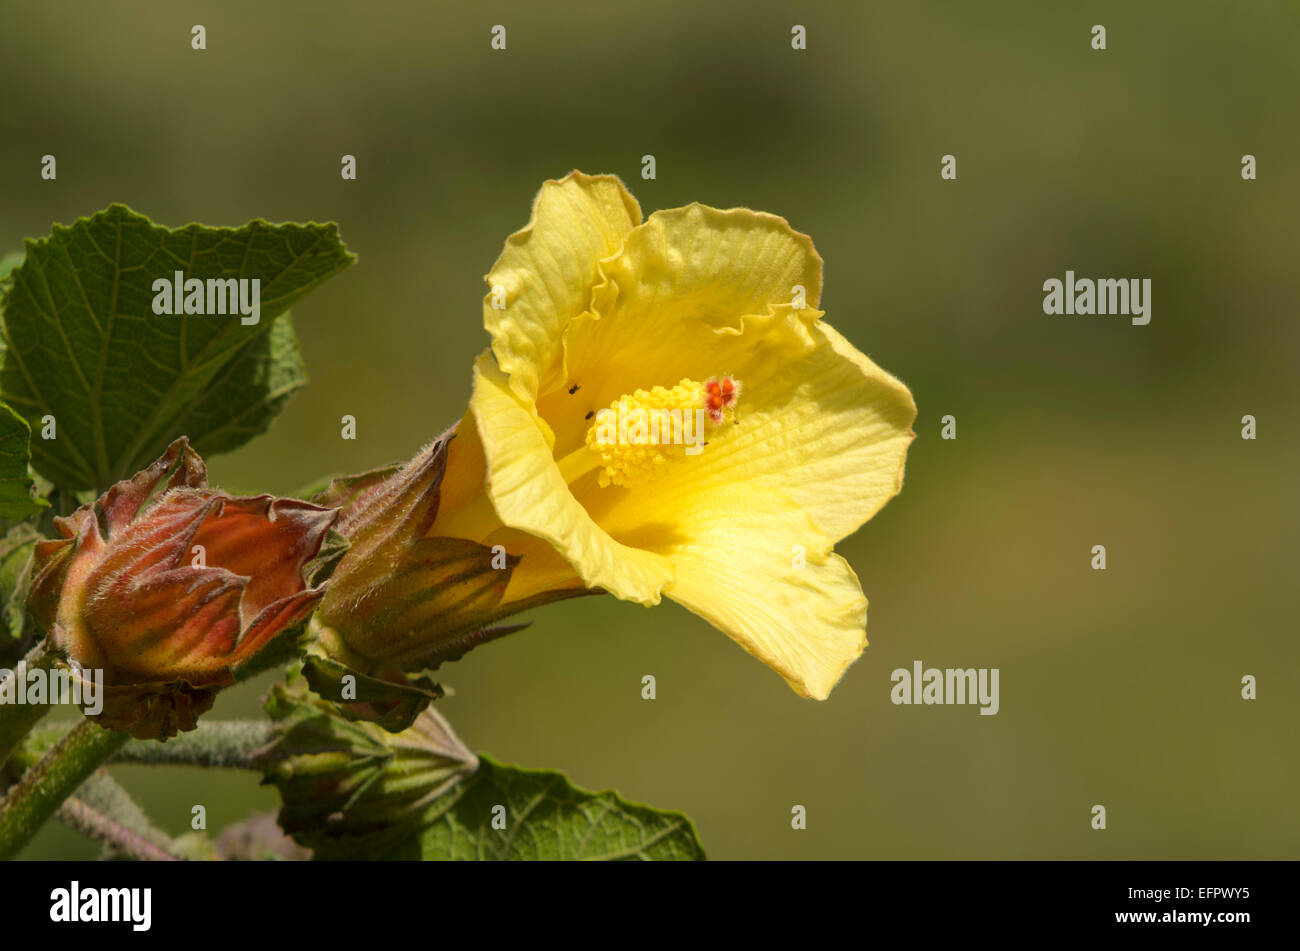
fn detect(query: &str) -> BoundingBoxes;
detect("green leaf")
[0,522,38,642]
[0,403,44,521]
[168,311,307,458]
[384,755,706,861]
[0,204,354,491]
[0,252,20,281]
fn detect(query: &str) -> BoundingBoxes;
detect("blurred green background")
[3,0,1296,859]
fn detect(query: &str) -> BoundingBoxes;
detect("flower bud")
[252,680,478,858]
[28,438,337,739]
[308,429,589,727]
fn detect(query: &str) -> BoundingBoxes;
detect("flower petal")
[597,203,823,324]
[546,201,913,541]
[424,425,587,605]
[542,204,825,453]
[569,204,822,374]
[756,320,916,539]
[464,352,674,605]
[585,317,916,544]
[619,484,867,700]
[485,171,642,403]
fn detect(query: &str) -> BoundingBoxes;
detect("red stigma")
[704,376,741,422]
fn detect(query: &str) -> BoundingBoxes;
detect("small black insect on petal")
[568,383,580,395]
[584,410,594,420]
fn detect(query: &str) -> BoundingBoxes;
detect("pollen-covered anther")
[579,375,741,489]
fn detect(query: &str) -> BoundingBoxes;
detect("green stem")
[112,719,272,769]
[0,643,58,769]
[57,794,181,862]
[0,718,128,860]
[59,769,180,859]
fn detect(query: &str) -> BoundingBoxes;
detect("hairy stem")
[0,718,128,860]
[57,793,181,861]
[112,719,273,769]
[0,642,58,769]
[61,769,180,858]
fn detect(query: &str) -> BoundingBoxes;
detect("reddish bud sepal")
[27,438,338,739]
[307,428,587,730]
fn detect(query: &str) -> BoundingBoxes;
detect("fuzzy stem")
[0,643,58,769]
[61,769,181,858]
[0,718,128,860]
[57,794,181,861]
[112,719,273,769]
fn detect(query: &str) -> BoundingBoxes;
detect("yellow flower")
[431,172,916,699]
